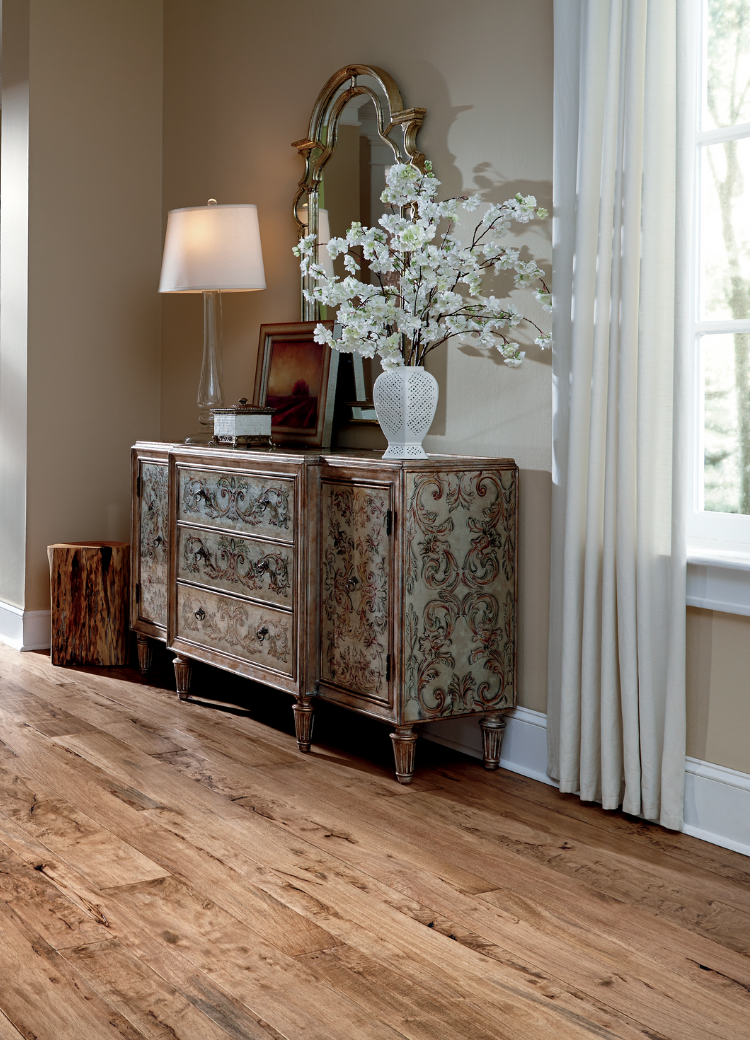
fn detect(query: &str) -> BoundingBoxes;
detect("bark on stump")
[48,542,130,666]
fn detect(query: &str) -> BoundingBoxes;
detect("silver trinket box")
[210,398,274,448]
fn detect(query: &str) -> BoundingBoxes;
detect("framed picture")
[252,321,339,448]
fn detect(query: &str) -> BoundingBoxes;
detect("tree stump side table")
[47,541,130,666]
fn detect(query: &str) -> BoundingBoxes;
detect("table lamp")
[159,200,266,443]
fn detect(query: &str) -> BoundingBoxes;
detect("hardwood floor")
[0,644,748,1039]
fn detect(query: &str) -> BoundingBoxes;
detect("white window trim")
[687,549,750,615]
[686,0,750,609]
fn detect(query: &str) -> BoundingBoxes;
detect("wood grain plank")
[226,764,750,1005]
[379,865,747,1040]
[0,840,110,950]
[101,719,187,757]
[0,760,170,889]
[297,946,514,1040]
[0,898,148,1040]
[229,744,750,962]
[0,744,345,958]
[61,939,242,1040]
[49,729,249,819]
[439,762,750,886]
[0,1011,25,1040]
[0,816,304,1040]
[134,803,694,1039]
[223,775,750,1037]
[1,644,749,1040]
[0,709,164,812]
[13,654,440,796]
[426,778,750,916]
[108,875,411,1040]
[36,765,657,1040]
[401,785,750,952]
[137,761,750,1040]
[10,676,136,730]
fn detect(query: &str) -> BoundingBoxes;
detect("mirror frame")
[292,64,426,320]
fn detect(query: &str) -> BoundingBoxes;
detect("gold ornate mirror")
[292,65,427,322]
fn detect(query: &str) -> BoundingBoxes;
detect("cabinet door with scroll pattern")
[139,462,168,628]
[320,482,391,704]
[403,468,516,722]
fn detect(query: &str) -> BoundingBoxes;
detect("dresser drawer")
[178,467,294,541]
[177,526,293,608]
[176,585,293,676]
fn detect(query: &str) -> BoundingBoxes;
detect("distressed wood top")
[134,441,517,470]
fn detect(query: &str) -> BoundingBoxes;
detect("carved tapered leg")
[293,696,315,753]
[136,635,153,675]
[390,725,418,784]
[480,711,507,770]
[173,656,193,701]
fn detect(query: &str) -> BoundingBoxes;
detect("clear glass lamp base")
[185,292,223,445]
[184,413,215,445]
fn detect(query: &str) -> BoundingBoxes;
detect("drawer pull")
[194,608,206,621]
[347,576,359,590]
[256,625,269,642]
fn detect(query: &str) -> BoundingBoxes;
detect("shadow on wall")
[402,58,472,198]
[426,172,553,438]
[408,57,553,439]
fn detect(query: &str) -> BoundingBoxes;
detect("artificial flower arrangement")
[293,162,551,371]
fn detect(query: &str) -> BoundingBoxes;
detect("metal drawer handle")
[257,625,269,642]
[347,576,359,590]
[194,608,206,621]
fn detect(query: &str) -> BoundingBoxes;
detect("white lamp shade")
[159,203,266,292]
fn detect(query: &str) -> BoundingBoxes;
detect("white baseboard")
[683,757,750,856]
[422,708,750,858]
[0,600,51,651]
[423,706,556,786]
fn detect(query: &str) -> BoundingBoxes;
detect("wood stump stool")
[47,541,129,666]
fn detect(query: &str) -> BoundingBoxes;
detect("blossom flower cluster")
[293,161,551,370]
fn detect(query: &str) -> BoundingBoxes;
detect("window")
[690,0,750,553]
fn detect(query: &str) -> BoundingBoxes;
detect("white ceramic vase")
[373,365,439,459]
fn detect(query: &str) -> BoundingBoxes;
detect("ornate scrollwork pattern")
[139,463,168,626]
[321,483,390,700]
[177,588,292,675]
[179,530,291,605]
[404,469,516,721]
[179,469,293,539]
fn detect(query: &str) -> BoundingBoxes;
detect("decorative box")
[210,399,274,447]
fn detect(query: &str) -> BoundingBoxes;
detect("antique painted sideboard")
[131,442,518,783]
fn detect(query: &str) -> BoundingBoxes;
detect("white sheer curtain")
[547,0,689,831]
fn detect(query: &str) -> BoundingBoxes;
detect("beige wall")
[18,0,163,610]
[161,0,554,712]
[687,608,750,774]
[0,0,31,609]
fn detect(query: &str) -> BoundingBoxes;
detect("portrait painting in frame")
[252,321,338,448]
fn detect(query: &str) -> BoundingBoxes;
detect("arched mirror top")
[292,64,427,235]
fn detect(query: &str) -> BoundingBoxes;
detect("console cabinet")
[131,442,518,782]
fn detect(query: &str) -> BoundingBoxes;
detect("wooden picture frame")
[252,321,338,448]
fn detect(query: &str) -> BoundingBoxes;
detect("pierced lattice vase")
[373,366,439,460]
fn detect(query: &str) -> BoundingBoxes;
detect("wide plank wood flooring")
[0,643,748,1040]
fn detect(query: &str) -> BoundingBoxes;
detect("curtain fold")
[548,0,687,830]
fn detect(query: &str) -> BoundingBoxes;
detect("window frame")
[687,0,750,555]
